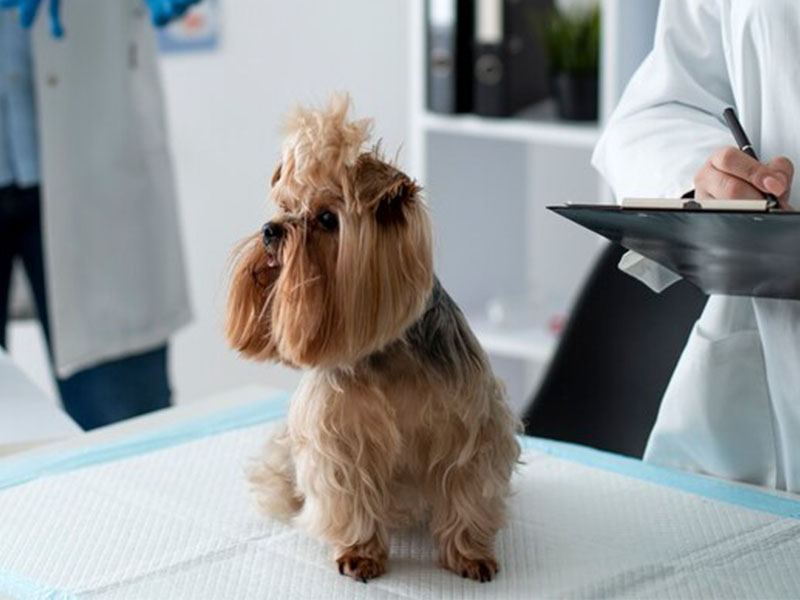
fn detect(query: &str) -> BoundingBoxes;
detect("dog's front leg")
[291,382,400,582]
[295,441,394,582]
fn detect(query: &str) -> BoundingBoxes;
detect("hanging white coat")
[29,0,191,376]
[593,0,800,492]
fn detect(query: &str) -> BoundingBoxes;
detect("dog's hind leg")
[248,422,304,520]
[427,386,520,583]
[429,463,505,583]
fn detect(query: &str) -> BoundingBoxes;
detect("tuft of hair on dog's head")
[226,94,434,369]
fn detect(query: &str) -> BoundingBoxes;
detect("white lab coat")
[25,0,191,376]
[593,0,800,492]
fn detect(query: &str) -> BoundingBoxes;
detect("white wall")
[161,0,411,403]
[9,0,611,408]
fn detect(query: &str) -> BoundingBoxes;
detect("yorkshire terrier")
[226,96,520,583]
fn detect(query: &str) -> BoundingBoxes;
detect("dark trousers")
[0,185,171,430]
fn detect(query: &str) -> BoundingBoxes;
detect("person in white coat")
[593,0,800,492]
[0,0,193,429]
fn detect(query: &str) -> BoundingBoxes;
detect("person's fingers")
[143,0,199,28]
[694,162,765,199]
[710,147,788,196]
[169,0,197,23]
[49,0,63,37]
[19,0,41,28]
[172,2,190,19]
[766,156,794,208]
[694,160,717,199]
[766,156,794,190]
[144,0,170,26]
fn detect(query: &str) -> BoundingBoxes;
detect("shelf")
[420,101,601,150]
[468,315,559,363]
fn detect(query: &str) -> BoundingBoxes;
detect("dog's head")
[226,95,434,368]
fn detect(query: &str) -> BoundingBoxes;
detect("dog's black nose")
[262,221,284,246]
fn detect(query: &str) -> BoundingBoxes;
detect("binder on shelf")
[473,0,552,118]
[426,0,474,114]
[549,202,800,300]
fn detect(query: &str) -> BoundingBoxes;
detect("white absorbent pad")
[1,392,800,600]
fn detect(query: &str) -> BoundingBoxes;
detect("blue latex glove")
[0,0,63,38]
[143,0,202,28]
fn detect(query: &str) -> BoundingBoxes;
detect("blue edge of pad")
[2,390,800,599]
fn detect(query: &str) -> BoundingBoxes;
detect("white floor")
[7,321,57,405]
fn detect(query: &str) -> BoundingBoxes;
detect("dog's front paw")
[336,551,387,583]
[444,554,498,583]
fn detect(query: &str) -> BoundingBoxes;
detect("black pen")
[722,107,779,209]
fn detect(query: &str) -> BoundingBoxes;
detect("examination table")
[1,386,799,599]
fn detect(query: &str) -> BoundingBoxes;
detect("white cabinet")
[408,0,660,411]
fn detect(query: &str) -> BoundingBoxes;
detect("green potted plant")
[541,4,600,121]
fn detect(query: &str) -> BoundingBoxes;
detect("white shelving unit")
[468,316,558,362]
[421,102,600,149]
[408,0,660,410]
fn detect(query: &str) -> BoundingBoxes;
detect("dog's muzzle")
[262,221,284,247]
[262,221,284,268]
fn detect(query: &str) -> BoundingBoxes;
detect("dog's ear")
[271,163,282,187]
[353,153,419,225]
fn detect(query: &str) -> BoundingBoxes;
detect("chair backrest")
[522,243,708,458]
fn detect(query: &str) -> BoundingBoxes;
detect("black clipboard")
[549,204,800,300]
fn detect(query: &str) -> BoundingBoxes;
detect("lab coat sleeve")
[592,0,734,291]
[593,0,735,197]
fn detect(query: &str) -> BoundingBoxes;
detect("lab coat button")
[46,74,59,87]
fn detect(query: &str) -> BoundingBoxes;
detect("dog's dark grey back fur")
[366,278,487,382]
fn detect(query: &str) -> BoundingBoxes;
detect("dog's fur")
[226,95,520,583]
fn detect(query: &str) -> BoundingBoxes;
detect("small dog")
[226,96,520,583]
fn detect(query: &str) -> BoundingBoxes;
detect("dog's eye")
[316,210,339,232]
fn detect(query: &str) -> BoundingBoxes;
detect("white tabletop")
[0,384,280,466]
[0,348,80,456]
[1,386,800,599]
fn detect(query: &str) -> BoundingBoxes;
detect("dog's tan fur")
[226,95,520,583]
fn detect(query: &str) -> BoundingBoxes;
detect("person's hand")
[143,0,202,27]
[694,147,794,208]
[0,0,63,38]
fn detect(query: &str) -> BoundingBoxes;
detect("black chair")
[522,243,708,458]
